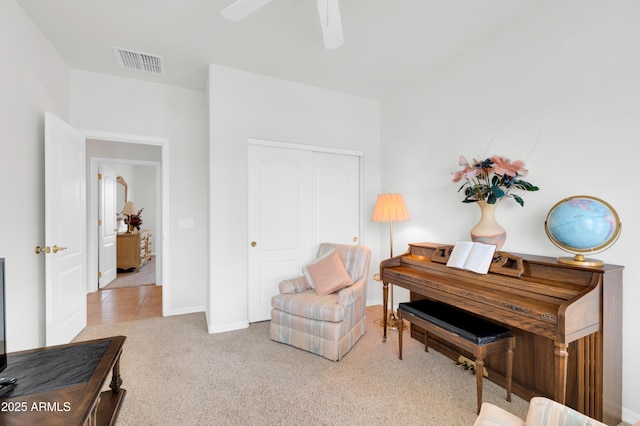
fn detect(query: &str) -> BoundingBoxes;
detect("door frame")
[91,158,162,288]
[84,130,170,316]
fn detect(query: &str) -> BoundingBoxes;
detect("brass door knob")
[353,236,358,242]
[52,245,67,253]
[251,241,257,247]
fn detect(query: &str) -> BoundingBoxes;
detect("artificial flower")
[453,155,539,206]
[127,208,144,230]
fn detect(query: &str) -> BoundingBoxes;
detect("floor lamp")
[372,193,410,331]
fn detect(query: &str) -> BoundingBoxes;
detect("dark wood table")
[0,336,126,425]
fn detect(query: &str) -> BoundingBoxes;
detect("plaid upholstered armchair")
[270,243,371,361]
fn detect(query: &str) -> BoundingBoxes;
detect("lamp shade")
[372,193,410,223]
[120,201,136,216]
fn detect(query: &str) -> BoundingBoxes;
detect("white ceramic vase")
[470,200,506,250]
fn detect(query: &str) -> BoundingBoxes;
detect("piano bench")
[397,299,515,414]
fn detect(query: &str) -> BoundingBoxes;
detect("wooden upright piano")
[380,242,623,425]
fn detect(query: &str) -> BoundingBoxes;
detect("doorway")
[43,115,171,340]
[98,160,159,289]
[84,131,170,320]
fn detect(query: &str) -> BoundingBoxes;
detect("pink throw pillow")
[303,250,353,296]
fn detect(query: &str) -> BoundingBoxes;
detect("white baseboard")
[207,320,249,334]
[164,305,206,317]
[622,407,640,425]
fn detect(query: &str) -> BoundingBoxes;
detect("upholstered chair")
[270,243,371,361]
[474,397,607,426]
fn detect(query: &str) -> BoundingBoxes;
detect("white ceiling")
[16,0,545,99]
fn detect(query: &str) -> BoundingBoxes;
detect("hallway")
[87,285,162,326]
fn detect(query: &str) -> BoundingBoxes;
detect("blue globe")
[545,196,621,256]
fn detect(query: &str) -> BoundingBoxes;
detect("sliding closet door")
[248,143,361,322]
[248,145,313,322]
[312,152,361,246]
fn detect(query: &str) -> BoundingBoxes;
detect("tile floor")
[87,284,162,326]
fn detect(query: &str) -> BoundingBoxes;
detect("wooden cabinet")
[117,229,152,272]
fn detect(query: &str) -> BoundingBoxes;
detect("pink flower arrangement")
[453,155,539,206]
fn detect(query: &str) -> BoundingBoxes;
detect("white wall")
[208,64,381,333]
[381,1,640,422]
[132,165,157,241]
[0,0,71,351]
[71,70,209,316]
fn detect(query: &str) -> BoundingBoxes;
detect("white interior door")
[312,152,361,245]
[98,164,117,287]
[248,145,313,322]
[45,112,87,346]
[248,142,361,322]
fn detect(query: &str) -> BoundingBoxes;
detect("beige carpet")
[104,257,155,289]
[75,305,532,425]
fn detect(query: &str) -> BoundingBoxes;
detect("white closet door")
[248,143,361,322]
[248,145,313,322]
[312,152,361,246]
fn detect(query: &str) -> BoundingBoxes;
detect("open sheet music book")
[445,241,497,274]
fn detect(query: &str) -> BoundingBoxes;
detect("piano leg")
[475,358,485,414]
[506,344,514,403]
[382,281,389,342]
[554,341,569,405]
[398,308,403,359]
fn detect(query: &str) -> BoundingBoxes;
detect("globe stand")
[557,254,604,267]
[545,196,621,270]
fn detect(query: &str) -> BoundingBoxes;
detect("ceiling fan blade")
[221,0,272,22]
[317,0,344,50]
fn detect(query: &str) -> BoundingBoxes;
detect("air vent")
[113,47,164,74]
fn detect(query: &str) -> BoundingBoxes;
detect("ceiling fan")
[221,0,344,50]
